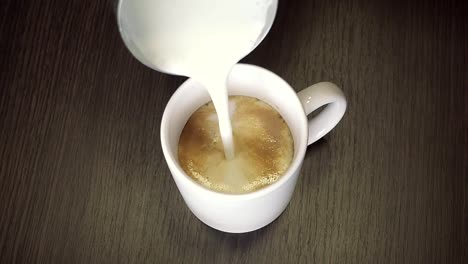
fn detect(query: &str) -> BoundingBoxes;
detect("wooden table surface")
[1,0,467,263]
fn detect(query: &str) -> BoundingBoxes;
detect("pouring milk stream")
[117,0,277,159]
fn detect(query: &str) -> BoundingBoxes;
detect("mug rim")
[160,63,308,200]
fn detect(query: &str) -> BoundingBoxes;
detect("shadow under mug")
[161,63,346,233]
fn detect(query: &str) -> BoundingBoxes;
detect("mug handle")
[297,82,347,145]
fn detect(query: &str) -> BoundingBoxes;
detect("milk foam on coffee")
[118,0,274,159]
[178,96,294,194]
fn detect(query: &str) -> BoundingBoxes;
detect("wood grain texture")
[1,0,467,263]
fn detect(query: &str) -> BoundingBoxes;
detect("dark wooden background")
[1,0,467,263]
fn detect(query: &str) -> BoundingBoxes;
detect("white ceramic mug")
[161,64,346,233]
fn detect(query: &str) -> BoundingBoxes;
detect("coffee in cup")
[178,95,294,194]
